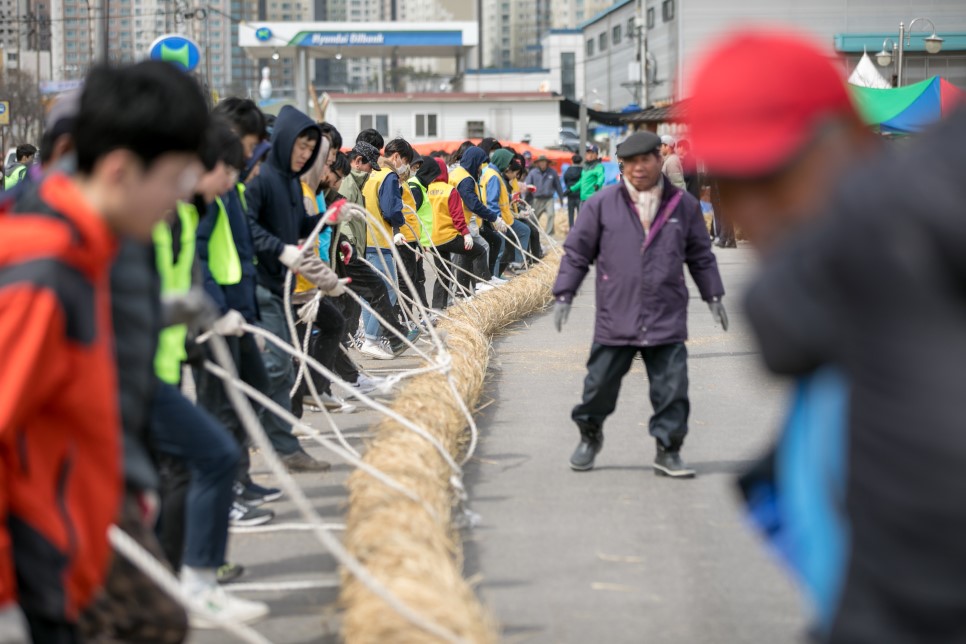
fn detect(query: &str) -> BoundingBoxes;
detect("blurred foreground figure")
[691,30,966,643]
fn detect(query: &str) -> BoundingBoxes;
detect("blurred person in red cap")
[553,130,727,477]
[689,28,966,644]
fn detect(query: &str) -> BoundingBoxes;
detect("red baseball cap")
[688,29,857,178]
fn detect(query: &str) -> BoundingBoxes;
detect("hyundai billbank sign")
[238,21,477,53]
[295,31,464,47]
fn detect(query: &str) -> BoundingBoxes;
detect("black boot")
[570,423,603,471]
[653,445,695,478]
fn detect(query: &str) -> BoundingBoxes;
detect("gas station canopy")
[238,21,479,59]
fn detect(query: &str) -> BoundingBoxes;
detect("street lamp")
[876,38,896,67]
[876,17,944,87]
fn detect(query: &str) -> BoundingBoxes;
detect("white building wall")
[464,71,552,93]
[328,97,562,147]
[542,31,585,101]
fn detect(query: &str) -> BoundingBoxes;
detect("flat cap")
[616,131,661,159]
[352,141,381,170]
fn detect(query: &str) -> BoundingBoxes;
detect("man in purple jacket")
[553,131,727,477]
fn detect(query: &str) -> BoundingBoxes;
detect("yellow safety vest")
[480,164,514,226]
[407,178,434,248]
[448,166,477,226]
[208,196,242,286]
[153,201,198,384]
[363,168,422,248]
[426,180,462,246]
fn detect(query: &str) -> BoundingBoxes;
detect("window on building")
[628,17,635,36]
[612,24,621,45]
[466,120,485,138]
[360,114,389,137]
[415,113,438,138]
[561,51,576,101]
[647,7,655,28]
[662,0,674,22]
[599,32,607,51]
[586,38,594,56]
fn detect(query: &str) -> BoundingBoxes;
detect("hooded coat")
[452,146,494,222]
[245,105,322,295]
[554,176,724,347]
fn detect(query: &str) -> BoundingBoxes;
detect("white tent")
[848,49,892,89]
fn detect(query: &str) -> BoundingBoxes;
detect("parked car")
[558,127,580,151]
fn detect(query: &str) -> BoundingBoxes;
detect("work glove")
[553,299,571,333]
[135,488,161,528]
[278,244,307,272]
[463,234,474,250]
[299,254,340,291]
[324,198,351,224]
[324,277,352,298]
[494,219,509,233]
[161,286,217,328]
[0,603,29,644]
[708,297,729,331]
[338,240,353,265]
[393,232,406,246]
[213,309,246,337]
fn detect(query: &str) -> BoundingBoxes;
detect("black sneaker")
[569,424,603,471]
[246,480,282,503]
[229,500,274,527]
[217,562,245,585]
[653,446,696,478]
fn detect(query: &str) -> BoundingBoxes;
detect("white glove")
[393,232,406,246]
[0,603,29,644]
[278,244,305,271]
[495,219,508,233]
[323,277,352,297]
[213,309,246,337]
[254,332,266,352]
[463,234,474,250]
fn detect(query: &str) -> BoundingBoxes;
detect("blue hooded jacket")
[245,105,322,295]
[456,146,494,222]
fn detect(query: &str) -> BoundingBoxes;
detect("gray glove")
[298,255,340,292]
[0,603,29,644]
[161,286,217,328]
[708,298,729,331]
[213,309,246,337]
[553,299,571,333]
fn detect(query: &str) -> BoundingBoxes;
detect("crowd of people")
[0,60,559,644]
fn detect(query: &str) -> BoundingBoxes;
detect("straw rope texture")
[341,254,562,643]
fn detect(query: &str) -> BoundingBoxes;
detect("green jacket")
[570,160,605,201]
[338,169,369,256]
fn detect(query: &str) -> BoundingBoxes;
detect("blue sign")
[148,34,201,73]
[293,30,464,48]
[255,27,273,42]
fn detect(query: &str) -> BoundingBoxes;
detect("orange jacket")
[0,174,122,622]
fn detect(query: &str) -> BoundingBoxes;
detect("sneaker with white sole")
[359,339,395,360]
[489,276,508,285]
[475,282,495,293]
[185,580,269,627]
[318,392,357,413]
[353,373,391,396]
[229,500,274,527]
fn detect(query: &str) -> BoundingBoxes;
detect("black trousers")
[396,241,427,308]
[343,255,406,339]
[292,297,345,415]
[479,222,502,278]
[571,342,690,451]
[430,235,488,309]
[192,333,267,483]
[330,294,360,384]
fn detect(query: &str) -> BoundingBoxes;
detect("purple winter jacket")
[553,176,724,347]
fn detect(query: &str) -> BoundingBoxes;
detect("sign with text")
[0,102,9,126]
[292,30,464,48]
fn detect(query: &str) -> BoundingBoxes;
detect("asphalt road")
[463,246,810,644]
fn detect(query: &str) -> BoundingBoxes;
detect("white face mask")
[396,163,410,176]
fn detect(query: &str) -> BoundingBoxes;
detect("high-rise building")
[552,0,613,30]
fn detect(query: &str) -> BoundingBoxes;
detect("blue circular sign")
[255,27,273,42]
[148,34,201,73]
[0,104,6,115]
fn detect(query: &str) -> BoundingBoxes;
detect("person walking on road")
[660,135,687,191]
[525,154,564,235]
[563,154,582,229]
[553,131,728,477]
[569,143,605,216]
